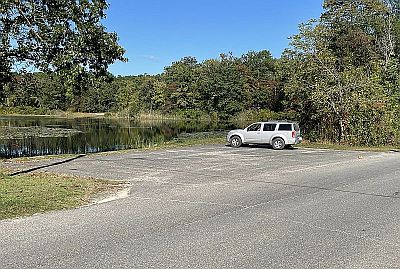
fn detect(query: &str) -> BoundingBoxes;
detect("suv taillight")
[292,131,296,138]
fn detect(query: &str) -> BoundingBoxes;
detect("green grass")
[89,133,226,157]
[166,132,226,146]
[298,140,400,152]
[0,169,122,220]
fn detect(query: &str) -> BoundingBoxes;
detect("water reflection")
[0,116,236,158]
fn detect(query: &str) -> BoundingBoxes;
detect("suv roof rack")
[266,119,296,123]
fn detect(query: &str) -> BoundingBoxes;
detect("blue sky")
[103,1,324,76]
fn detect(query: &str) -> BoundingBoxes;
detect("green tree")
[322,0,394,68]
[152,80,168,111]
[239,50,283,112]
[2,73,40,108]
[34,72,67,110]
[197,54,246,119]
[114,76,141,116]
[284,0,399,145]
[163,57,200,111]
[0,0,125,107]
[80,75,117,112]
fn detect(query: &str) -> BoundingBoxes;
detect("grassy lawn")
[298,140,400,152]
[163,134,225,147]
[0,169,122,220]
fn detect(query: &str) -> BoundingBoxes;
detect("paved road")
[1,145,400,268]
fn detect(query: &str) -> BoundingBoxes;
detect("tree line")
[2,0,400,146]
[1,51,283,116]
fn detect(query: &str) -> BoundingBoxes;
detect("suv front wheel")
[272,138,285,150]
[229,136,242,148]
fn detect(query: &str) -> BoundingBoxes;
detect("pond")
[0,116,239,158]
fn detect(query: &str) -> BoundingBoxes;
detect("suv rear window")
[263,124,277,131]
[278,124,292,131]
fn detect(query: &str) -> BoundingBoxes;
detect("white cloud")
[142,55,159,61]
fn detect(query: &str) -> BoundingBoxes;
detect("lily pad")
[0,126,82,139]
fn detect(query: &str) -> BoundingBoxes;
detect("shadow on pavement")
[226,144,299,150]
[9,154,86,176]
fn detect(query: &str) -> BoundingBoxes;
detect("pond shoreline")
[0,115,231,158]
[0,112,107,119]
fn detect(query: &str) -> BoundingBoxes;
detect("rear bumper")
[288,137,302,145]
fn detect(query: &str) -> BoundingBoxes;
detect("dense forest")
[2,0,400,146]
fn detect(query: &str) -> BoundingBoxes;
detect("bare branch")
[15,0,44,43]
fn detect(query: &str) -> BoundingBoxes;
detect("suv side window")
[278,124,292,131]
[247,123,261,132]
[263,124,277,131]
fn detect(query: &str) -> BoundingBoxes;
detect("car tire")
[229,136,242,148]
[272,138,285,150]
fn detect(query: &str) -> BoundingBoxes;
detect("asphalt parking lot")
[1,145,400,268]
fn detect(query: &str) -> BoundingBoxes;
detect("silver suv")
[227,121,302,150]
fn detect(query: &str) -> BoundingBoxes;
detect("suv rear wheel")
[272,138,285,150]
[229,136,242,148]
